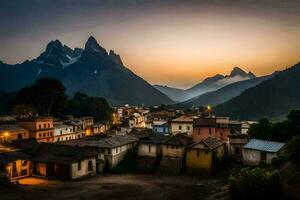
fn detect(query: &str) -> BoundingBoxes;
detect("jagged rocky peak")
[202,74,225,84]
[247,71,256,78]
[109,50,123,66]
[230,67,249,77]
[84,36,107,55]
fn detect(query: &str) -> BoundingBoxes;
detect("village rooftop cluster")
[0,105,286,182]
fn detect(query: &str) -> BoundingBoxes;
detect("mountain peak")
[230,67,248,77]
[109,50,123,66]
[84,36,107,55]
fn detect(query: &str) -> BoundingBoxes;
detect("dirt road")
[1,174,229,200]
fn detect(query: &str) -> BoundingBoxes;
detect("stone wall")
[137,156,158,173]
[157,157,183,175]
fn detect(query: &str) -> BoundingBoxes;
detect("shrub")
[228,168,284,200]
[286,135,300,162]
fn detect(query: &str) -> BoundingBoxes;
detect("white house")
[54,124,76,142]
[242,139,285,166]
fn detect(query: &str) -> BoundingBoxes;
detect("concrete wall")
[71,157,96,179]
[242,149,278,166]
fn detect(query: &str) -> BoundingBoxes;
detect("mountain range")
[155,67,256,102]
[214,63,300,120]
[0,36,173,106]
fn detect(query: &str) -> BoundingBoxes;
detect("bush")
[286,135,300,162]
[228,168,284,200]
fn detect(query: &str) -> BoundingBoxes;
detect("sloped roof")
[62,135,139,148]
[164,134,194,146]
[139,134,169,145]
[172,116,194,123]
[244,139,285,153]
[188,137,224,150]
[31,143,96,164]
[0,124,27,132]
[194,118,216,126]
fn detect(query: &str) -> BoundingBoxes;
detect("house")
[64,118,85,139]
[137,134,168,172]
[53,124,76,142]
[228,134,248,161]
[30,143,97,180]
[62,135,138,169]
[159,134,194,175]
[92,121,110,135]
[186,137,225,175]
[17,117,54,143]
[242,139,286,166]
[152,122,169,134]
[0,124,30,142]
[192,117,216,141]
[0,144,30,181]
[171,115,194,136]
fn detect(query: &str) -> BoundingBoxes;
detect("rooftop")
[172,115,194,123]
[0,124,27,132]
[193,117,216,126]
[188,137,224,150]
[62,135,139,148]
[244,139,286,153]
[164,134,194,146]
[139,134,169,145]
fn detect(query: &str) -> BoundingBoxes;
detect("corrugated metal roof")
[244,139,285,153]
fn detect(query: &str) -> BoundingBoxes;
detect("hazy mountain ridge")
[0,36,173,106]
[176,73,274,108]
[155,67,257,102]
[214,63,300,120]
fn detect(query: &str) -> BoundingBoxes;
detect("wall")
[186,149,212,173]
[138,144,161,157]
[0,129,29,142]
[71,157,96,179]
[243,149,262,166]
[192,127,216,142]
[171,122,193,136]
[162,145,185,158]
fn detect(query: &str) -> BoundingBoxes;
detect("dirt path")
[1,175,229,200]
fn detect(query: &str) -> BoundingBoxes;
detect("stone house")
[242,139,286,166]
[137,134,168,172]
[0,124,30,142]
[186,137,225,175]
[159,134,194,175]
[17,117,54,143]
[62,135,138,170]
[228,134,248,161]
[171,116,194,136]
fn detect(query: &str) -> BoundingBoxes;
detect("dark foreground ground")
[0,174,230,200]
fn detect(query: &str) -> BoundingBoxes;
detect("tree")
[286,135,300,162]
[65,92,112,122]
[10,78,68,116]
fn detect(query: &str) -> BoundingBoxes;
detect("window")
[179,125,182,130]
[21,160,28,167]
[88,160,93,171]
[234,147,241,155]
[60,130,63,135]
[163,128,166,132]
[187,126,190,130]
[44,124,46,128]
[78,161,81,170]
[176,146,179,149]
[57,138,60,142]
[43,133,46,137]
[39,133,42,138]
[261,152,267,161]
[116,148,118,153]
[148,145,151,152]
[50,132,52,136]
[108,148,111,154]
[39,124,41,129]
[18,133,22,139]
[48,124,50,128]
[209,129,211,135]
[47,132,49,136]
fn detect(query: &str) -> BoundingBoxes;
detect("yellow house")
[186,137,225,175]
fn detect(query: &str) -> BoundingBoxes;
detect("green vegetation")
[248,110,300,142]
[286,135,300,162]
[228,168,284,200]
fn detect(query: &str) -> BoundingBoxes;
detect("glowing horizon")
[1,0,300,89]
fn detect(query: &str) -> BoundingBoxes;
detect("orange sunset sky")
[1,0,300,88]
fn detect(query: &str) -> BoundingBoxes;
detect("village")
[0,104,286,186]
